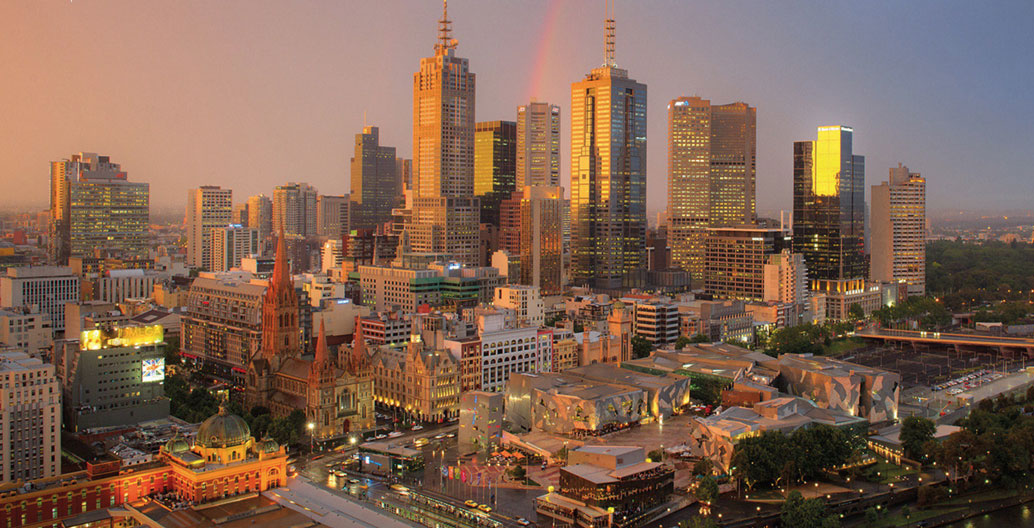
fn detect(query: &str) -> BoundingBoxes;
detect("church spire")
[309,320,334,385]
[314,320,329,365]
[271,222,290,291]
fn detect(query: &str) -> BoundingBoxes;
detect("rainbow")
[525,0,566,100]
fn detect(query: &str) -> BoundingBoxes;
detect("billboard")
[81,324,164,351]
[142,357,165,383]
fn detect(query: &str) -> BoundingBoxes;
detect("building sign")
[80,325,164,350]
[142,358,165,383]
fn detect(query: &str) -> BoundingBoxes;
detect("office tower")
[871,163,926,294]
[273,182,319,237]
[498,193,522,256]
[49,153,149,264]
[406,2,480,266]
[317,195,350,239]
[350,126,399,230]
[764,249,808,306]
[0,351,60,483]
[1,267,79,332]
[704,227,792,301]
[60,323,169,432]
[210,224,260,272]
[517,101,561,188]
[396,157,412,192]
[666,97,756,279]
[518,186,564,295]
[232,202,249,226]
[793,126,866,290]
[474,121,517,226]
[182,274,265,379]
[246,194,273,242]
[570,13,647,289]
[186,186,232,270]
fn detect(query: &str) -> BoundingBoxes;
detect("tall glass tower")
[570,13,647,290]
[792,126,866,288]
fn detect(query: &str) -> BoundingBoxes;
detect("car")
[464,500,478,508]
[478,504,492,513]
[412,425,424,431]
[387,431,404,438]
[434,433,446,440]
[445,433,455,438]
[414,437,429,447]
[389,484,409,493]
[516,518,531,526]
[349,478,360,484]
[333,469,347,477]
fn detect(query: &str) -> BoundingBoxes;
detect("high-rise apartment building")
[474,121,517,226]
[181,276,265,380]
[871,164,926,295]
[273,182,319,237]
[186,186,233,270]
[1,267,79,332]
[350,127,398,230]
[247,194,273,243]
[0,351,60,483]
[570,15,647,289]
[49,153,149,264]
[232,202,249,226]
[317,195,351,239]
[517,101,561,188]
[518,185,564,294]
[210,225,260,272]
[764,249,809,307]
[666,97,756,279]
[793,126,866,290]
[407,3,480,266]
[704,227,792,302]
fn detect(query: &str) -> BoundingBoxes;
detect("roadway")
[858,328,1034,349]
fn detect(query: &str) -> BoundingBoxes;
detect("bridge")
[856,327,1034,356]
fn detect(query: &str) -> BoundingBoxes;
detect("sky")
[2,0,1032,219]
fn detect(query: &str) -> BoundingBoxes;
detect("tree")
[692,457,713,477]
[781,491,840,528]
[509,465,526,481]
[848,303,865,322]
[695,476,719,505]
[900,416,937,461]
[766,325,823,357]
[900,505,911,519]
[864,507,880,526]
[674,336,693,349]
[631,335,653,359]
[553,445,568,463]
[648,449,664,462]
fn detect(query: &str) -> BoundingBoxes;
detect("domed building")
[158,406,287,502]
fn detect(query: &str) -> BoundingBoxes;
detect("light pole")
[307,422,315,453]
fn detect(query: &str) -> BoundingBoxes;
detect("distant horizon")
[2,1,1032,214]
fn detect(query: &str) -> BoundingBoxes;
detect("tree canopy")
[899,416,936,461]
[731,426,854,490]
[780,491,840,528]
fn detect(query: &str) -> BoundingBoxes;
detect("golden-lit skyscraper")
[517,101,561,188]
[474,120,516,226]
[666,97,756,280]
[570,13,647,289]
[871,164,925,294]
[519,185,564,295]
[407,1,480,265]
[49,153,149,264]
[793,126,866,288]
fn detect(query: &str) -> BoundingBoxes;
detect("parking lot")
[843,345,1028,389]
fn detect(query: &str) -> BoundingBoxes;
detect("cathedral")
[245,227,375,441]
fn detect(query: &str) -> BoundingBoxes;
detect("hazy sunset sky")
[2,1,1032,217]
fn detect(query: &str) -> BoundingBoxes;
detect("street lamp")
[307,422,315,452]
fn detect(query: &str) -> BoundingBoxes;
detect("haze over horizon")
[2,0,1031,216]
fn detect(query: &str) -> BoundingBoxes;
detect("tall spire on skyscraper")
[604,0,616,67]
[435,0,455,55]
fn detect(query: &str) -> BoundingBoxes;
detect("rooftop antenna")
[604,0,616,67]
[363,110,367,128]
[435,0,455,54]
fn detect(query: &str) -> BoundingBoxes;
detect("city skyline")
[3,1,1032,215]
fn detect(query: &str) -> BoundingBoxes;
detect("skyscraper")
[474,120,516,226]
[186,186,232,270]
[273,182,319,237]
[49,153,149,264]
[517,101,561,188]
[666,97,756,280]
[247,194,273,243]
[406,1,480,266]
[871,163,926,294]
[793,126,866,290]
[518,185,564,295]
[317,194,350,239]
[350,126,398,230]
[210,224,260,272]
[570,13,647,289]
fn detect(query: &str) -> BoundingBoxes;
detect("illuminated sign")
[142,358,165,383]
[80,325,164,351]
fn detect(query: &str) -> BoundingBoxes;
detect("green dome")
[196,406,251,449]
[164,435,190,454]
[261,438,279,454]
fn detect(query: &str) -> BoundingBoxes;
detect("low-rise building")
[458,391,503,454]
[0,307,52,356]
[679,299,753,344]
[631,300,680,346]
[535,445,673,528]
[493,284,545,328]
